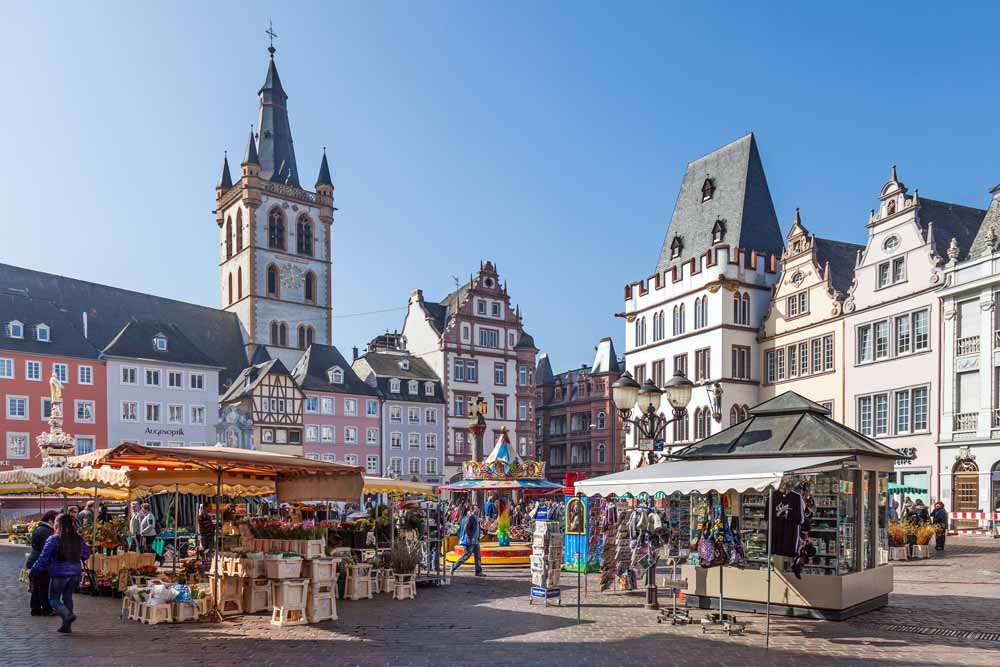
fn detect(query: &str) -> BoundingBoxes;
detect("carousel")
[441,427,562,566]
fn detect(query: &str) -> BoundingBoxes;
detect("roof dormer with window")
[390,378,401,393]
[153,334,168,351]
[8,320,24,339]
[35,323,50,342]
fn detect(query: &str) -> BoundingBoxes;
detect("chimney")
[352,346,359,361]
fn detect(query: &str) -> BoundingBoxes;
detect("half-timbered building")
[220,355,304,455]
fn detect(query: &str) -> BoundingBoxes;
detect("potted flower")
[887,522,909,560]
[388,542,420,600]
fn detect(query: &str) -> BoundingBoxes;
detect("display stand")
[655,560,689,625]
[528,518,563,606]
[413,500,448,587]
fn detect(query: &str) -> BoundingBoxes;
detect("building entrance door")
[953,459,980,530]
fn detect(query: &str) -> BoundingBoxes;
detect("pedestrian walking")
[128,501,142,551]
[29,514,91,633]
[138,503,158,552]
[27,511,58,616]
[931,501,948,551]
[450,506,484,577]
[77,501,95,527]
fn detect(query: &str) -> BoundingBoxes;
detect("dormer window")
[701,178,715,202]
[424,382,434,396]
[35,323,50,342]
[153,335,168,351]
[390,378,401,393]
[408,380,419,394]
[327,366,344,384]
[398,359,410,371]
[8,321,23,339]
[711,218,726,244]
[670,235,683,259]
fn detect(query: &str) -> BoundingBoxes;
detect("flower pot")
[889,546,908,561]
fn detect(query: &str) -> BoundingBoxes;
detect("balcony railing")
[956,335,980,356]
[953,412,978,432]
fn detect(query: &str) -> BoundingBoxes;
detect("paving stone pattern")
[2,538,999,666]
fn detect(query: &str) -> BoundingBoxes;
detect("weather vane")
[266,19,278,56]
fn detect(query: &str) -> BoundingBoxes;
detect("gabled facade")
[0,293,105,470]
[220,357,304,455]
[843,167,986,500]
[215,46,335,369]
[534,338,625,481]
[621,134,782,466]
[352,339,446,483]
[937,184,1000,520]
[401,261,537,481]
[103,320,221,448]
[758,210,863,423]
[291,344,381,470]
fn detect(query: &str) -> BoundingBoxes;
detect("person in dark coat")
[930,501,948,551]
[30,515,91,633]
[27,511,58,616]
[911,500,930,524]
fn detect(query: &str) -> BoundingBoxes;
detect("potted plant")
[388,542,420,600]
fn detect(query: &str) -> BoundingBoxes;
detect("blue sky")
[3,2,998,372]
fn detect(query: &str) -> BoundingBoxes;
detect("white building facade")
[621,134,783,466]
[937,184,1000,522]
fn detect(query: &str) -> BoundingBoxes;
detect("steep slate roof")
[0,263,248,385]
[591,337,621,374]
[917,197,987,263]
[315,150,333,187]
[514,331,536,350]
[655,133,783,272]
[103,320,220,367]
[813,237,865,295]
[353,351,444,404]
[217,154,233,189]
[967,189,1000,259]
[0,292,101,359]
[292,344,377,396]
[255,53,300,187]
[220,358,292,403]
[535,354,555,386]
[674,391,900,460]
[422,282,470,334]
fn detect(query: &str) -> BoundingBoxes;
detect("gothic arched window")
[304,271,316,303]
[279,322,288,346]
[297,325,307,350]
[227,272,233,305]
[296,216,313,256]
[236,209,244,252]
[225,217,233,259]
[270,321,279,345]
[306,326,315,346]
[733,291,742,324]
[237,267,243,299]
[268,207,286,250]
[741,293,750,325]
[267,265,279,297]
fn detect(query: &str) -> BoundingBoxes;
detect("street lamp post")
[610,370,704,610]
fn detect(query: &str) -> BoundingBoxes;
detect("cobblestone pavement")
[2,538,999,667]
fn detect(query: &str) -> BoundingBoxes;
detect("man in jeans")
[450,506,485,576]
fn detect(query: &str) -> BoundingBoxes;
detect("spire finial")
[266,20,277,58]
[890,164,897,181]
[794,207,801,225]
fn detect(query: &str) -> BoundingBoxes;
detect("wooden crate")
[243,579,272,614]
[271,579,309,608]
[271,606,307,627]
[264,557,302,579]
[172,602,198,622]
[302,558,335,581]
[306,591,336,623]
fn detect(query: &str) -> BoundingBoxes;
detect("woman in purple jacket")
[29,514,91,633]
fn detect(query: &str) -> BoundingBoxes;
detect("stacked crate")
[304,558,337,622]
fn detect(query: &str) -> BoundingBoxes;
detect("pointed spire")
[890,164,897,182]
[243,127,259,165]
[256,50,299,187]
[217,151,233,189]
[315,147,333,187]
[794,207,801,225]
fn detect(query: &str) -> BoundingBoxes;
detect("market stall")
[441,428,563,566]
[575,393,900,624]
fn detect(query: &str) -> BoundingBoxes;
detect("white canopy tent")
[574,454,855,647]
[574,455,851,498]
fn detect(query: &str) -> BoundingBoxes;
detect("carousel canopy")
[574,455,851,498]
[441,428,563,491]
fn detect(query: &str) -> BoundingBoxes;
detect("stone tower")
[215,44,335,369]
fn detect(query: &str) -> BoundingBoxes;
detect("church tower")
[215,42,334,369]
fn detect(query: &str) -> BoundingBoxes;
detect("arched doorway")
[952,458,980,529]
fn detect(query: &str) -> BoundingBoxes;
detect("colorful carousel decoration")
[441,427,562,566]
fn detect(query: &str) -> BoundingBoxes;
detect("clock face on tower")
[279,262,303,290]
